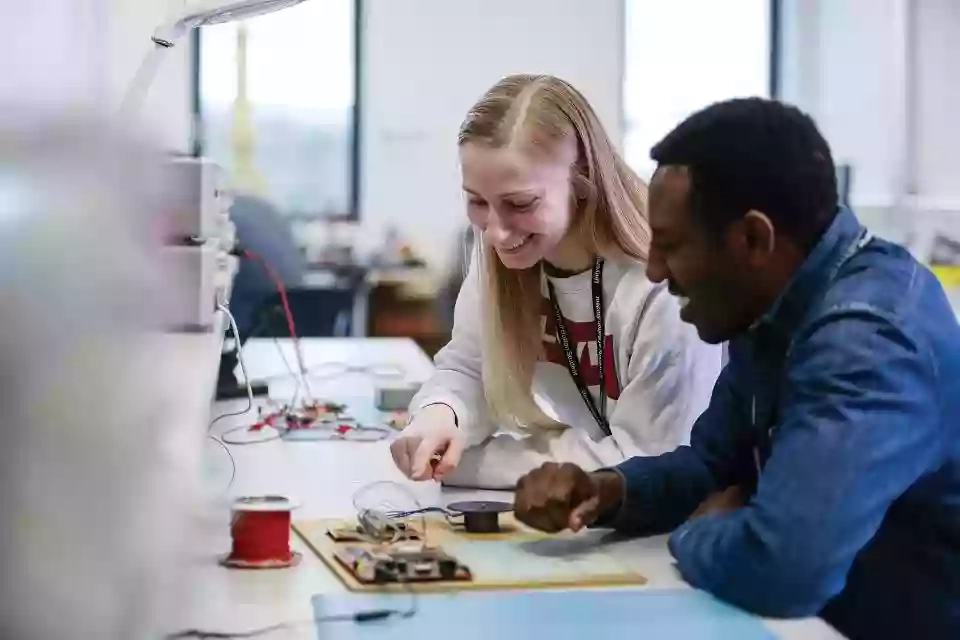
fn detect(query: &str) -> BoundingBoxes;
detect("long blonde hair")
[458,74,651,430]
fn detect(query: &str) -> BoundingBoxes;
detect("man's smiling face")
[644,165,769,344]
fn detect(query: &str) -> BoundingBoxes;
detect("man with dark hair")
[513,98,960,638]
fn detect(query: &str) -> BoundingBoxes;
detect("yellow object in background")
[230,23,268,197]
[931,265,960,288]
[930,266,960,320]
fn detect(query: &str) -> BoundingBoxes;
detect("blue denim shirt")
[604,207,960,638]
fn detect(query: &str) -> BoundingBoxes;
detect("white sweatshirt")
[410,254,723,489]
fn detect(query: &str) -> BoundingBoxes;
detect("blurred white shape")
[0,0,107,109]
[0,112,201,639]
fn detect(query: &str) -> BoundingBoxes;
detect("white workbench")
[172,338,844,639]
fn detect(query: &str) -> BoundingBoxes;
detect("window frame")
[189,0,364,221]
[621,0,782,175]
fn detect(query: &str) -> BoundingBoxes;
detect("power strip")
[163,155,227,244]
[161,243,220,333]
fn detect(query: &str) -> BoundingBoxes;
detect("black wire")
[166,621,293,639]
[166,611,401,638]
[166,575,417,638]
[208,405,253,432]
[386,506,453,519]
[205,434,236,491]
[209,304,255,431]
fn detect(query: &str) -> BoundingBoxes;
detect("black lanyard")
[546,258,610,436]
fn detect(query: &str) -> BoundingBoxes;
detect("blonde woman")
[391,75,722,489]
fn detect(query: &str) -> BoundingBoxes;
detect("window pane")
[624,0,771,178]
[199,0,355,217]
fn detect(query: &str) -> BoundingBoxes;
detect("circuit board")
[333,545,472,584]
[294,515,648,592]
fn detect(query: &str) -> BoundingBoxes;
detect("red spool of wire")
[220,496,301,569]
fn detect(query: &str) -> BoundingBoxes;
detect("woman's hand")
[389,404,464,481]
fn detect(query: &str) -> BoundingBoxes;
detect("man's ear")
[741,210,776,265]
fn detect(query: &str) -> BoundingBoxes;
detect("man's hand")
[514,462,623,533]
[689,485,747,519]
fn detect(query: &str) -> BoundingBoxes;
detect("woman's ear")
[570,173,597,235]
[571,170,595,207]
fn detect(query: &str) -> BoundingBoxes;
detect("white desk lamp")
[120,0,310,115]
[120,1,311,337]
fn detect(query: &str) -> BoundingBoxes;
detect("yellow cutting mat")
[293,514,647,592]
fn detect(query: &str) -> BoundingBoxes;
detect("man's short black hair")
[650,97,838,248]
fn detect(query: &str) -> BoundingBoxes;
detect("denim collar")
[752,207,870,338]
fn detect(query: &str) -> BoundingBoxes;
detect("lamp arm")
[118,19,190,119]
[118,0,309,118]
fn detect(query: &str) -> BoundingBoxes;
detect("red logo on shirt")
[540,298,621,400]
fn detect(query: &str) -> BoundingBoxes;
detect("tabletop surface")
[172,337,844,639]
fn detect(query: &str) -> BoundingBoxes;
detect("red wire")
[241,248,312,398]
[227,510,295,565]
[242,248,299,342]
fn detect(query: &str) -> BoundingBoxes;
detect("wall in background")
[910,0,960,260]
[110,0,957,269]
[109,0,624,272]
[781,0,908,209]
[779,0,959,249]
[198,0,357,218]
[623,0,771,178]
[916,0,960,207]
[360,0,625,272]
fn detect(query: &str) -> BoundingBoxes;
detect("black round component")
[446,501,513,534]
[438,559,457,579]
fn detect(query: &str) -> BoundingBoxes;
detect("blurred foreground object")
[0,113,201,638]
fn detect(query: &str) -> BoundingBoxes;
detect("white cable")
[210,303,255,430]
[273,336,302,409]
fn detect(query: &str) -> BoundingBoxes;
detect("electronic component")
[162,155,231,246]
[358,508,424,542]
[374,384,421,412]
[334,545,472,584]
[447,501,513,533]
[241,402,392,442]
[327,520,422,544]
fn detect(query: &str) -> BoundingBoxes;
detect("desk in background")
[174,338,844,639]
[292,264,446,353]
